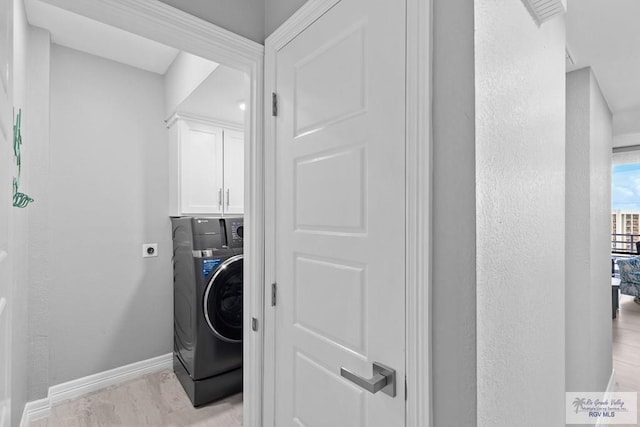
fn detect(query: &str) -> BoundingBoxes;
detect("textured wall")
[431,0,477,425]
[46,45,172,385]
[474,1,566,425]
[26,25,51,401]
[565,67,612,393]
[587,67,613,392]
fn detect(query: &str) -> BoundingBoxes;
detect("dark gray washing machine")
[171,216,243,406]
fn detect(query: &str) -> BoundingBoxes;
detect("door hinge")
[271,282,277,306]
[405,376,407,400]
[272,92,278,117]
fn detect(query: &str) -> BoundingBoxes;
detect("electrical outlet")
[142,243,158,258]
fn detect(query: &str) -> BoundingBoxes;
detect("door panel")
[222,129,244,214]
[294,255,366,354]
[293,25,366,137]
[180,121,223,214]
[273,0,406,425]
[295,144,366,233]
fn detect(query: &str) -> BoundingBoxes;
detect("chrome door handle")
[340,362,396,397]
[218,188,222,209]
[226,189,230,208]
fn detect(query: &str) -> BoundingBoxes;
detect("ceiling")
[178,65,248,125]
[25,0,636,139]
[24,0,247,124]
[566,0,640,145]
[25,0,180,74]
[566,0,640,113]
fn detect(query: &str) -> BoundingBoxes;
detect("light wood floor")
[26,298,640,427]
[613,294,640,427]
[28,369,242,427]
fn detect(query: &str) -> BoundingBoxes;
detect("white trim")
[606,368,616,394]
[243,51,265,427]
[595,369,617,427]
[22,2,265,426]
[37,0,262,70]
[0,398,10,427]
[165,112,244,132]
[262,32,278,427]
[405,0,432,426]
[265,0,341,50]
[20,353,172,427]
[264,1,432,426]
[49,353,172,404]
[19,398,49,427]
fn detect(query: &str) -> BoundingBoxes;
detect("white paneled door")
[273,0,407,425]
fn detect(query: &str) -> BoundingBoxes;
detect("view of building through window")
[612,163,640,253]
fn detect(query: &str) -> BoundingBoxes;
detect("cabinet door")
[180,121,224,214]
[223,129,244,214]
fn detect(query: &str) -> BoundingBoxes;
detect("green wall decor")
[13,107,21,174]
[12,108,33,208]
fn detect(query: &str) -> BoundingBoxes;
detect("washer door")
[203,254,243,343]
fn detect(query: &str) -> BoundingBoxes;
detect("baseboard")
[0,398,11,427]
[49,353,172,405]
[606,368,617,395]
[19,398,49,427]
[20,353,172,427]
[595,369,617,427]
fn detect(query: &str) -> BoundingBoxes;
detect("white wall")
[163,52,218,120]
[566,67,613,393]
[25,25,50,401]
[10,0,30,423]
[431,0,476,425]
[474,1,566,426]
[0,0,13,420]
[157,0,265,44]
[44,45,173,386]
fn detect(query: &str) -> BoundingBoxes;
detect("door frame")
[33,1,265,426]
[263,0,432,425]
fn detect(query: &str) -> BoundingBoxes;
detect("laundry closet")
[22,0,248,416]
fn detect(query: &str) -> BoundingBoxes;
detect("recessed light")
[239,102,246,111]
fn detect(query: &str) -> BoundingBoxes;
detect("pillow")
[617,256,640,285]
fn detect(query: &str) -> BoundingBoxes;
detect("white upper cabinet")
[169,116,244,216]
[222,129,244,214]
[165,62,248,216]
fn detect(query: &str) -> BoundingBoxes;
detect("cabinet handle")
[226,189,230,208]
[218,188,222,209]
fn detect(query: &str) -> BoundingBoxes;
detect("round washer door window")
[203,254,243,343]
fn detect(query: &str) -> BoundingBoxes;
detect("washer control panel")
[227,218,244,248]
